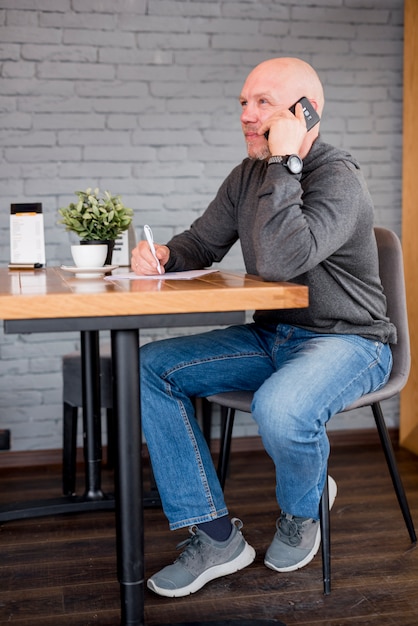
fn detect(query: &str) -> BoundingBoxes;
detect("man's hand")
[260,102,308,157]
[131,240,170,275]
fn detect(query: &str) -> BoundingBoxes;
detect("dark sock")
[198,516,232,542]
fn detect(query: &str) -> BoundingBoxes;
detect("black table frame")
[3,311,245,626]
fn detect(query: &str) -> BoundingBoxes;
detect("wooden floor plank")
[0,438,417,625]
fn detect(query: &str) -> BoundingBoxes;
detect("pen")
[143,225,162,275]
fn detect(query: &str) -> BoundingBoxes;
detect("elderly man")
[132,57,395,598]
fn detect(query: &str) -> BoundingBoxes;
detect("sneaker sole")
[264,475,337,573]
[147,540,256,598]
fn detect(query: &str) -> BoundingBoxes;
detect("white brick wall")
[0,0,404,450]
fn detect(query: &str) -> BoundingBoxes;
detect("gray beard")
[246,142,270,161]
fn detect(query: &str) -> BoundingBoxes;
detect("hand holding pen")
[131,225,169,275]
[143,225,162,275]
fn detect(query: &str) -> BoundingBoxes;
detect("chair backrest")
[346,226,411,409]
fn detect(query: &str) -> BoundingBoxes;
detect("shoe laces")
[175,526,204,564]
[277,513,310,547]
[174,517,242,563]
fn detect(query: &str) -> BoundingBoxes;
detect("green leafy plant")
[59,188,133,241]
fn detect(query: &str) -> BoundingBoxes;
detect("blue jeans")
[140,323,392,529]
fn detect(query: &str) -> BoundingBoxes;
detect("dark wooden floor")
[1,433,418,625]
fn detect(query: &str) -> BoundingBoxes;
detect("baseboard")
[0,428,400,469]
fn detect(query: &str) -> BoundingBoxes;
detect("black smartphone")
[264,96,320,139]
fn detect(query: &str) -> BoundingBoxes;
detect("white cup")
[71,244,107,268]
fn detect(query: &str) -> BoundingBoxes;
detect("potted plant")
[59,187,133,264]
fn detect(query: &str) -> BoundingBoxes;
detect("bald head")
[244,58,324,115]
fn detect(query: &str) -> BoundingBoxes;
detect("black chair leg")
[63,402,78,495]
[320,475,331,595]
[217,407,236,490]
[372,401,417,543]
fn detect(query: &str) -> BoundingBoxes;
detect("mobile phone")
[264,96,320,139]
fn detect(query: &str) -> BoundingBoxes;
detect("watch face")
[287,154,303,174]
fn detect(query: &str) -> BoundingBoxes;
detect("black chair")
[62,345,114,496]
[206,226,417,594]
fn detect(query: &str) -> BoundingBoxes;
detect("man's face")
[239,59,323,161]
[239,69,289,160]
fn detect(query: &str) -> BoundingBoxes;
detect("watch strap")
[268,155,285,165]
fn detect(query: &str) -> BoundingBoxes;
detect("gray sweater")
[165,139,396,344]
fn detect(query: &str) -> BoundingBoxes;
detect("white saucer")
[61,264,119,279]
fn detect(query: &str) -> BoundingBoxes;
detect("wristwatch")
[268,154,303,174]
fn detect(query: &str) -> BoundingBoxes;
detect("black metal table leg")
[111,328,144,626]
[80,330,105,500]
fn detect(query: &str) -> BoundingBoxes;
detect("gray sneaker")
[264,475,337,573]
[147,517,256,597]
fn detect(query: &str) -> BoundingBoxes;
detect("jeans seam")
[165,379,218,519]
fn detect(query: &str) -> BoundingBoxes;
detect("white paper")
[105,268,218,281]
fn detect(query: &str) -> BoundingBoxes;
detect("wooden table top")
[0,267,308,320]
